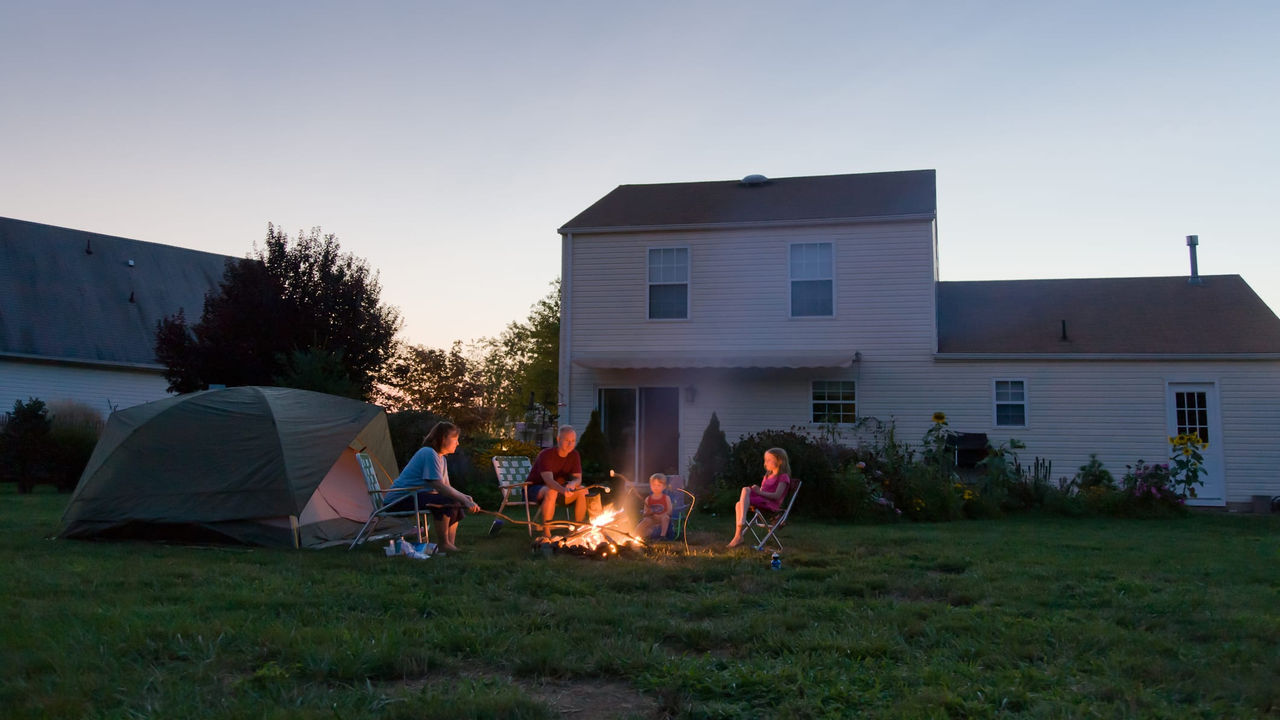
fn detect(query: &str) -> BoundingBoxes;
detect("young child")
[633,473,673,540]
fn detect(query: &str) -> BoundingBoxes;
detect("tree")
[485,279,560,426]
[575,409,609,476]
[376,341,492,434]
[371,278,560,436]
[0,398,54,493]
[687,412,730,499]
[155,225,401,398]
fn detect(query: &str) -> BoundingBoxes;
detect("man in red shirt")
[526,425,588,536]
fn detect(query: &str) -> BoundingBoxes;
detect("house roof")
[0,217,237,368]
[937,275,1280,355]
[560,169,936,232]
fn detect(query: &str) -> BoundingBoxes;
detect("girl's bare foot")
[727,536,743,548]
[442,543,460,552]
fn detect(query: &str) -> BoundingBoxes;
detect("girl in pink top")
[728,447,792,548]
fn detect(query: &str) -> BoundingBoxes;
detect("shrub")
[574,410,609,479]
[46,401,105,492]
[386,409,447,467]
[459,435,542,510]
[1116,460,1189,517]
[687,412,730,501]
[832,460,902,522]
[1070,454,1120,514]
[719,428,834,518]
[0,398,55,493]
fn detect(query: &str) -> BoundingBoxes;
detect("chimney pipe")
[1186,235,1202,285]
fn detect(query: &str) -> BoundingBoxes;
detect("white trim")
[573,351,856,369]
[559,233,573,425]
[0,351,165,372]
[936,353,1280,362]
[558,212,937,236]
[810,379,857,424]
[788,241,835,319]
[646,245,690,321]
[1164,381,1226,506]
[992,377,1028,428]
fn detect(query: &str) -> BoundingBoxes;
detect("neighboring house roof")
[937,275,1280,355]
[560,169,936,232]
[0,217,237,368]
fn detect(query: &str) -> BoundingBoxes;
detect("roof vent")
[1186,235,1202,285]
[740,174,769,186]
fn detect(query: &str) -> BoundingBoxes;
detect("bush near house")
[46,401,105,493]
[713,428,836,517]
[0,398,104,493]
[466,436,542,510]
[712,413,1209,524]
[686,412,730,500]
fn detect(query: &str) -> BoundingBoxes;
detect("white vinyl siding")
[993,379,1027,427]
[0,359,171,418]
[568,221,937,356]
[790,242,833,317]
[812,380,856,423]
[563,218,1280,505]
[647,247,688,319]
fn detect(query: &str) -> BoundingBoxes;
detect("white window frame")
[992,378,1028,428]
[811,379,857,424]
[788,241,835,318]
[646,246,690,321]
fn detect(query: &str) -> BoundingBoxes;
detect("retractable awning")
[572,352,858,369]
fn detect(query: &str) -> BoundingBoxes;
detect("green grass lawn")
[2,489,1278,719]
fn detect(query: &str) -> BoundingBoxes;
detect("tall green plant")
[687,412,729,500]
[0,398,53,493]
[575,409,609,477]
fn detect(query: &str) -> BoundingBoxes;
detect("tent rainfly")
[59,386,400,548]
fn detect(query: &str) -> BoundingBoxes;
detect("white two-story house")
[557,170,1280,509]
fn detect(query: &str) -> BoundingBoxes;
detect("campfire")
[535,505,644,559]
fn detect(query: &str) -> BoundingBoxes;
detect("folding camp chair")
[492,455,536,536]
[747,479,802,551]
[625,473,688,540]
[348,452,428,549]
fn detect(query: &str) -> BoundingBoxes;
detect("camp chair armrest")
[366,484,433,496]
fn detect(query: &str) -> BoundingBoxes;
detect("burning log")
[532,505,644,559]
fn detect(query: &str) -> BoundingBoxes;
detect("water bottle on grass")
[771,552,781,570]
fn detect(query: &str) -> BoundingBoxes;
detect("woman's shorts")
[386,491,465,522]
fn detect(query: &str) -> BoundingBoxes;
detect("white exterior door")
[1166,382,1225,506]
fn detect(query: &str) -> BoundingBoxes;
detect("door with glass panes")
[1165,382,1225,506]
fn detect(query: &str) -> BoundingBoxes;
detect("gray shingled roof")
[0,217,238,367]
[937,275,1280,354]
[560,169,936,232]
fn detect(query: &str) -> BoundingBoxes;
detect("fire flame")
[555,504,642,556]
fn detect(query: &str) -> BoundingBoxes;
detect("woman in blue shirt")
[385,421,480,551]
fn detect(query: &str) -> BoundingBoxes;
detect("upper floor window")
[812,380,856,423]
[994,379,1027,427]
[648,247,688,319]
[790,242,833,317]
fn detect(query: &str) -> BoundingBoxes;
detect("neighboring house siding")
[0,359,170,418]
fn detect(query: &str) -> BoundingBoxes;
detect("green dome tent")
[60,386,400,548]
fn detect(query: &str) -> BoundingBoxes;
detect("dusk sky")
[3,1,1277,349]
